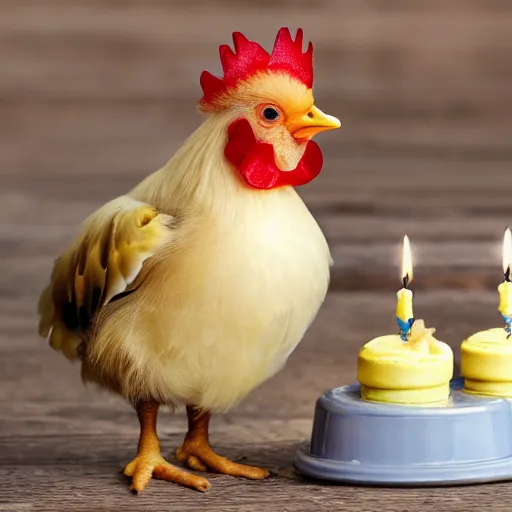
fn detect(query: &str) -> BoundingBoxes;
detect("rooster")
[37,27,340,493]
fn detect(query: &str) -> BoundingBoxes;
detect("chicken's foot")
[175,406,270,480]
[125,401,210,493]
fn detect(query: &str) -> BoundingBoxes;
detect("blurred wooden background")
[2,0,512,292]
[1,1,511,511]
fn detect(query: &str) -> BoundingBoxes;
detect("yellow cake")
[358,320,454,404]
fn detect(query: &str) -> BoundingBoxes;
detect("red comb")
[200,27,313,107]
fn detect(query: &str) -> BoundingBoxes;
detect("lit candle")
[396,235,414,341]
[498,228,512,337]
[461,228,512,397]
[357,235,453,405]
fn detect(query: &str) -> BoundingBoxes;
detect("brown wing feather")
[37,195,177,360]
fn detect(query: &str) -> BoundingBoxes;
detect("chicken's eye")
[261,107,280,122]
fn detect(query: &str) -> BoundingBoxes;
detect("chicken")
[37,27,341,493]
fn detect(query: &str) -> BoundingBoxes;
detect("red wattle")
[224,118,323,190]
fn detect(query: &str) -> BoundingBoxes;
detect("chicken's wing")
[37,195,176,360]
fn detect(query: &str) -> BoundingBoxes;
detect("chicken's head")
[198,28,341,190]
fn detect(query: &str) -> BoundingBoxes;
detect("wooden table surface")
[1,1,512,510]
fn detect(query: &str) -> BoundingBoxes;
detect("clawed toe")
[124,453,210,493]
[175,445,270,480]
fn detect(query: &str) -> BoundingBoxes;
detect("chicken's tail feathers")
[36,194,178,361]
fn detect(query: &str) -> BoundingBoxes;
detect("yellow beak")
[287,105,341,141]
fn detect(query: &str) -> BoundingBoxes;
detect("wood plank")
[1,432,511,512]
[0,292,494,418]
[2,101,512,174]
[0,0,510,105]
[1,148,510,293]
[1,292,505,511]
[3,459,511,512]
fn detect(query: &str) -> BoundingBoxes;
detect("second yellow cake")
[461,327,512,397]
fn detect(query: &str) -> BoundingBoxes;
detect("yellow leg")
[175,406,270,480]
[124,402,210,493]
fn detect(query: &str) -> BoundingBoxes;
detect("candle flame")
[503,228,512,279]
[401,235,413,286]
[402,235,413,285]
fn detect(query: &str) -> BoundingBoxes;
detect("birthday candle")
[396,235,414,341]
[498,228,512,337]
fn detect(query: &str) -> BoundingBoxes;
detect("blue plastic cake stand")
[295,378,512,486]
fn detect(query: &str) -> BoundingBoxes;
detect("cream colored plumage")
[38,85,333,411]
[37,29,340,493]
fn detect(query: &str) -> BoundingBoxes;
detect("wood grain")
[1,0,512,510]
[0,292,505,511]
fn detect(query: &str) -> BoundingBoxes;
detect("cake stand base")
[294,378,512,486]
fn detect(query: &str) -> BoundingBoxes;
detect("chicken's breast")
[82,184,331,411]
